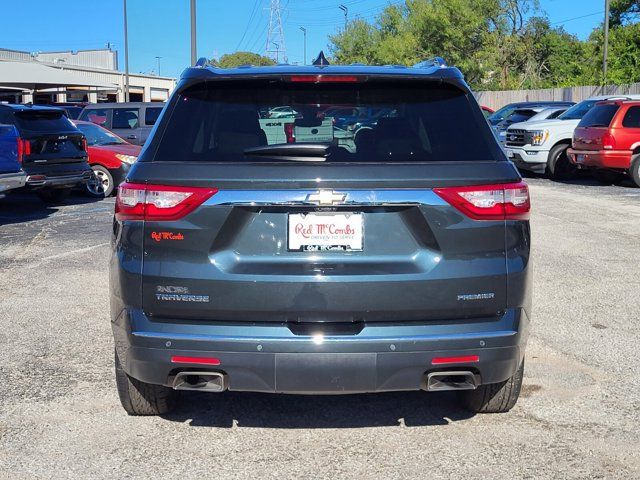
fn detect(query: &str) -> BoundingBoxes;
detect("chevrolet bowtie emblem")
[306,190,347,205]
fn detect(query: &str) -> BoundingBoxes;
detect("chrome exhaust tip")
[426,371,478,392]
[172,371,227,392]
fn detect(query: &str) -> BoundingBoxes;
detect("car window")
[145,107,163,126]
[578,104,619,127]
[14,110,75,133]
[622,106,640,128]
[81,108,109,126]
[558,100,598,120]
[112,108,139,129]
[76,123,126,146]
[547,109,565,119]
[154,81,498,163]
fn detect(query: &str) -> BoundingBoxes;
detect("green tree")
[328,0,640,90]
[212,52,276,68]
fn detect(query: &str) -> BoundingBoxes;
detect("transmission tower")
[265,0,287,63]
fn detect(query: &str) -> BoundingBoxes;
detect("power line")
[550,11,603,26]
[235,0,262,51]
[266,0,287,62]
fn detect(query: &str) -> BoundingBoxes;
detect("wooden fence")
[475,83,640,110]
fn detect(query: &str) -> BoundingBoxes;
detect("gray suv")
[110,58,532,416]
[79,102,164,146]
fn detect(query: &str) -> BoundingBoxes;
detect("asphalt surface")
[1,177,639,479]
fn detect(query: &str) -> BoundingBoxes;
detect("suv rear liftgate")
[110,60,531,415]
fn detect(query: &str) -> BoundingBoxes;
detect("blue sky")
[1,0,606,78]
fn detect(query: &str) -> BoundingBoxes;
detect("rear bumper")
[113,308,530,394]
[567,148,632,170]
[24,161,93,188]
[0,171,27,194]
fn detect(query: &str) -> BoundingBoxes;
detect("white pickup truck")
[259,117,356,151]
[504,95,640,178]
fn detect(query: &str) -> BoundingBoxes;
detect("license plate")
[506,149,514,158]
[288,212,363,251]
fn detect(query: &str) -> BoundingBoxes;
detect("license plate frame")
[288,212,363,252]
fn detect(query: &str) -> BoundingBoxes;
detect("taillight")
[284,122,295,143]
[115,182,218,221]
[602,132,616,150]
[434,182,530,221]
[16,138,31,163]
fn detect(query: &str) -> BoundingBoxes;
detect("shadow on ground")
[0,191,104,226]
[163,390,475,428]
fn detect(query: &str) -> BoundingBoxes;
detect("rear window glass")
[504,109,537,124]
[622,106,640,128]
[154,81,498,163]
[14,111,75,133]
[578,104,619,127]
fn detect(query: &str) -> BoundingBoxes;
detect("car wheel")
[592,169,625,185]
[629,154,640,187]
[86,165,114,197]
[114,350,177,416]
[546,144,576,180]
[459,359,524,413]
[36,188,71,204]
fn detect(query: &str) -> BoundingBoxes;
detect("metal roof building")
[0,48,176,104]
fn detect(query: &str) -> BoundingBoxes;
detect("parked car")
[504,95,640,179]
[267,106,299,119]
[567,100,640,186]
[78,102,165,146]
[73,120,141,197]
[495,107,568,145]
[110,59,531,416]
[481,105,494,118]
[0,104,91,203]
[487,101,574,126]
[0,124,26,198]
[51,102,89,120]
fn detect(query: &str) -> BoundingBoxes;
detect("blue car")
[0,123,26,198]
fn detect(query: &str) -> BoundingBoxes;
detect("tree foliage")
[329,0,640,90]
[212,52,276,68]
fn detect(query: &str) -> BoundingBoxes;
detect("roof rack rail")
[195,57,215,68]
[413,57,447,69]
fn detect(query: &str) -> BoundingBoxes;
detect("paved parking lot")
[1,178,639,479]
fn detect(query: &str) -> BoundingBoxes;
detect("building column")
[143,86,151,102]
[88,90,98,103]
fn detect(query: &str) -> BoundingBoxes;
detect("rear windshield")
[154,81,498,163]
[504,109,537,124]
[14,110,76,133]
[578,104,619,127]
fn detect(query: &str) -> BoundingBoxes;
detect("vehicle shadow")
[0,191,104,226]
[162,390,475,428]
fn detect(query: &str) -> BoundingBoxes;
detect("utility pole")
[266,0,287,63]
[190,0,197,65]
[155,56,162,76]
[339,4,348,30]
[299,27,306,65]
[603,0,610,86]
[123,0,130,102]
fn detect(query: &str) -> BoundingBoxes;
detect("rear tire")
[629,154,640,187]
[546,144,576,180]
[460,359,524,413]
[592,169,625,185]
[36,188,71,204]
[114,350,177,416]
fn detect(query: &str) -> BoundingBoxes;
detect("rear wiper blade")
[243,143,329,161]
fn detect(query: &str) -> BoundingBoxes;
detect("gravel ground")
[0,178,639,479]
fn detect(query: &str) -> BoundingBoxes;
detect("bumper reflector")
[431,355,480,365]
[171,356,221,366]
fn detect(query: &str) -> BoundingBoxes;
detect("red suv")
[568,100,640,186]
